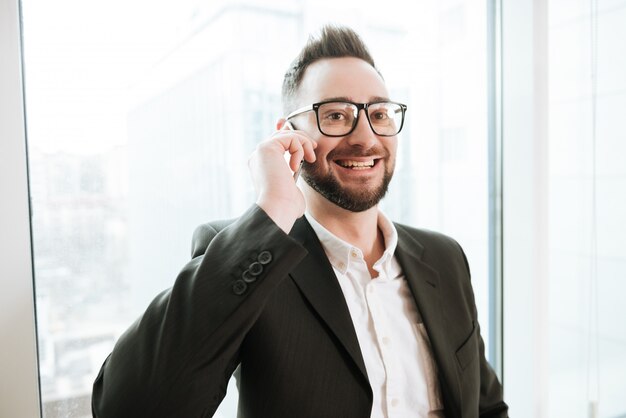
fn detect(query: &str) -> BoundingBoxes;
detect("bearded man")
[92,26,508,418]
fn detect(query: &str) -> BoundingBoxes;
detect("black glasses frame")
[286,100,407,137]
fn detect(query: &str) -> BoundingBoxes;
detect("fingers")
[271,130,317,166]
[301,136,317,163]
[287,138,304,172]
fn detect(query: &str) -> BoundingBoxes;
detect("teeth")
[337,160,375,168]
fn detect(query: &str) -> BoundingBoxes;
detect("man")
[92,26,508,418]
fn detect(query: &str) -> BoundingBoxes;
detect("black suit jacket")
[92,205,508,417]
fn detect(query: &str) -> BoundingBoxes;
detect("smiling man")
[92,26,508,418]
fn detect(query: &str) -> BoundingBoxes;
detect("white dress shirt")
[305,212,444,418]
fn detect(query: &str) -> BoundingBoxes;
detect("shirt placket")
[365,275,402,417]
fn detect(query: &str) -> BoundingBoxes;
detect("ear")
[276,118,290,130]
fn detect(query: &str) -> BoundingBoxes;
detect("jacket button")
[232,280,247,295]
[249,261,263,276]
[242,269,256,283]
[257,250,272,265]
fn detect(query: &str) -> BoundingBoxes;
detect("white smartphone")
[293,160,304,182]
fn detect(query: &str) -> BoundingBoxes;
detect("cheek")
[315,153,333,172]
[313,141,338,162]
[306,146,330,172]
[386,140,398,159]
[383,141,398,170]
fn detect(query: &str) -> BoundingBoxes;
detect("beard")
[301,148,394,212]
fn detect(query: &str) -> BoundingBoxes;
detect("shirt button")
[257,250,272,265]
[351,249,358,258]
[391,398,399,408]
[338,261,346,270]
[232,280,247,295]
[382,337,390,345]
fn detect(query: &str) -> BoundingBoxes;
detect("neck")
[303,183,385,274]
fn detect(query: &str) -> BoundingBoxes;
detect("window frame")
[0,0,42,416]
[501,0,550,416]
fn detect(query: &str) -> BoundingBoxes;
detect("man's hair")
[281,25,379,114]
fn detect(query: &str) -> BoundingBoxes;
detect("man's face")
[292,57,397,212]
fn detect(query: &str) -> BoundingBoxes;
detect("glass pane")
[547,0,626,416]
[21,0,490,416]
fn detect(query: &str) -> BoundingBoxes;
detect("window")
[18,0,494,416]
[502,0,626,416]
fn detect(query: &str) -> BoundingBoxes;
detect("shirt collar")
[304,210,398,275]
[376,210,398,271]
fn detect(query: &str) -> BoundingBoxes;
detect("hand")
[249,128,317,233]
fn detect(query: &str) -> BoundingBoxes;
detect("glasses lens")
[368,102,404,136]
[317,102,358,136]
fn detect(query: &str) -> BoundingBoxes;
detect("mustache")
[325,146,389,161]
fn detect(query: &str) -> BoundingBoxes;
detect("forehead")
[297,57,389,104]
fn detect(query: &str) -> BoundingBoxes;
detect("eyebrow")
[321,95,391,103]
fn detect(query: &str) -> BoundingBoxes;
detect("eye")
[327,112,346,121]
[320,109,351,124]
[318,102,355,125]
[371,110,390,121]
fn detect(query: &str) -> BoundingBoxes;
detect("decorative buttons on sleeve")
[232,279,247,295]
[242,269,256,283]
[232,250,273,295]
[249,261,263,276]
[257,250,272,265]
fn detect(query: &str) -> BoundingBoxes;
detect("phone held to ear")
[293,160,304,182]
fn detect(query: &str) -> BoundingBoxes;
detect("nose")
[344,108,378,148]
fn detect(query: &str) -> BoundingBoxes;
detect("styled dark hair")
[281,25,380,114]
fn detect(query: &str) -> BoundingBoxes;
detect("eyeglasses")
[286,100,407,137]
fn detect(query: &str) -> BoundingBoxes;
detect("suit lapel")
[394,225,462,416]
[287,217,463,411]
[288,217,369,386]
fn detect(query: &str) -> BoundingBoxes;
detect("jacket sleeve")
[476,322,509,418]
[91,205,308,418]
